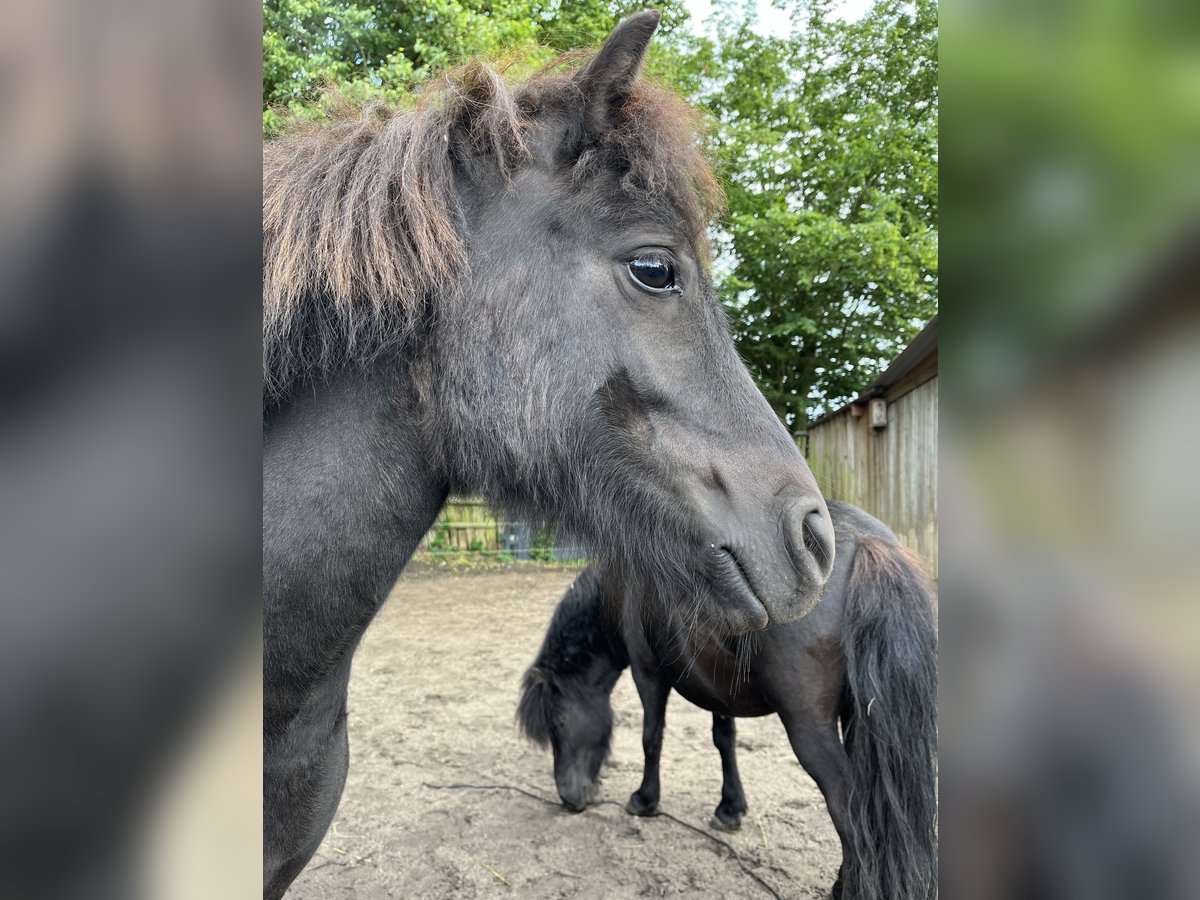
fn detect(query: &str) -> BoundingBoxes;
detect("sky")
[681,0,876,36]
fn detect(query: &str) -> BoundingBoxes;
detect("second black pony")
[518,501,937,900]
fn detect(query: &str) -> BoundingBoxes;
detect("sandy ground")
[288,566,840,900]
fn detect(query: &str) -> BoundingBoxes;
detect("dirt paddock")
[289,566,840,899]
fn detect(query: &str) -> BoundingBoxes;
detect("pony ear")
[578,10,661,130]
[517,666,557,747]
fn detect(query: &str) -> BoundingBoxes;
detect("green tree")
[263,0,703,133]
[705,0,937,427]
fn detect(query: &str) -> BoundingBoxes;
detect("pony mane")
[517,568,621,747]
[263,52,721,404]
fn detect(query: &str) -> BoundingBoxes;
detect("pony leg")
[626,665,670,817]
[263,661,353,900]
[780,717,853,900]
[711,714,748,830]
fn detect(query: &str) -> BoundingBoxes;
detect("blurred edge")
[0,0,262,898]
[942,0,1200,897]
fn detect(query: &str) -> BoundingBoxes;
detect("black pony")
[263,12,835,898]
[518,501,937,900]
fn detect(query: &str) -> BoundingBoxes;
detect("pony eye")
[627,256,678,293]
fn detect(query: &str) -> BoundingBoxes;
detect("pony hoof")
[625,792,659,817]
[710,810,743,831]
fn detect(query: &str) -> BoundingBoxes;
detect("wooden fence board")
[807,377,938,574]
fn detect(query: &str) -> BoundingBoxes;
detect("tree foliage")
[263,0,702,133]
[263,0,938,426]
[703,0,937,426]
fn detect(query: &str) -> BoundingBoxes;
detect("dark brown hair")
[263,53,721,401]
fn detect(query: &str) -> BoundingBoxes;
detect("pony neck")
[264,363,449,629]
[593,574,631,674]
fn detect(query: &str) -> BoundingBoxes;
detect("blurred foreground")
[942,0,1200,896]
[0,0,261,897]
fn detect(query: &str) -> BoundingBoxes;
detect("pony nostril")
[802,509,835,577]
[785,502,834,582]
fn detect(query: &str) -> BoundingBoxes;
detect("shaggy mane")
[263,53,722,404]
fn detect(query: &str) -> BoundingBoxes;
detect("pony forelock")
[517,666,559,747]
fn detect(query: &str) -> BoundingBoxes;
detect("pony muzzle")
[556,775,596,813]
[702,487,836,630]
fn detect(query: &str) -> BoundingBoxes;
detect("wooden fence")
[419,498,588,561]
[807,376,938,574]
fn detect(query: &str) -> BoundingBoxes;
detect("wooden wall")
[807,375,938,575]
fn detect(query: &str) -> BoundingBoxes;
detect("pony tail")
[841,537,938,900]
[516,667,558,747]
